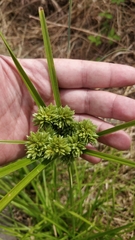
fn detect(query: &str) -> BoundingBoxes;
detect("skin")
[0,55,135,165]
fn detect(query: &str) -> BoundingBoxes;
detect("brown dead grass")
[1,0,135,62]
[1,0,135,239]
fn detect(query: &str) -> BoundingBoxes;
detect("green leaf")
[111,0,125,4]
[88,36,102,46]
[0,158,35,178]
[53,200,94,226]
[98,120,135,137]
[84,149,135,168]
[99,12,113,19]
[88,223,134,239]
[108,28,120,43]
[42,215,69,235]
[0,161,50,212]
[0,140,25,144]
[0,32,45,107]
[39,7,61,107]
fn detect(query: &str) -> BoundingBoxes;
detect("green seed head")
[26,104,98,164]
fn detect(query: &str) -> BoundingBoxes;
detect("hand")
[0,55,135,165]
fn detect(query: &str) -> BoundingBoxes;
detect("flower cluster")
[33,104,74,136]
[25,104,98,164]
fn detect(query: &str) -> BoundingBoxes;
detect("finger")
[14,57,135,89]
[54,59,135,88]
[75,114,131,150]
[60,89,135,121]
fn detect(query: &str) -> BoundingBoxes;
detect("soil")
[0,233,16,240]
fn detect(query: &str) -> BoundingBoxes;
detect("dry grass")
[0,0,135,62]
[1,0,135,238]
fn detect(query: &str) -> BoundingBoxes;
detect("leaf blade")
[0,161,49,212]
[0,32,45,107]
[0,158,35,178]
[39,7,61,107]
[84,149,135,167]
[98,120,135,137]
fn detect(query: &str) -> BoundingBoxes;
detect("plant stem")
[53,160,57,200]
[68,164,73,206]
[68,164,75,234]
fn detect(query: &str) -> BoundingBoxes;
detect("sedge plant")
[0,6,135,239]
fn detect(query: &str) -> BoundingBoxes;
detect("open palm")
[1,55,135,165]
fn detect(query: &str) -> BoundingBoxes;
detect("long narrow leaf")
[0,140,25,144]
[84,149,135,167]
[98,120,135,137]
[53,200,94,227]
[0,158,34,178]
[0,32,45,107]
[41,215,69,234]
[39,7,61,107]
[88,223,134,239]
[0,161,50,212]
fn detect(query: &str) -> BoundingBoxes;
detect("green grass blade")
[53,200,94,227]
[84,149,135,167]
[0,161,50,212]
[39,7,61,107]
[88,223,134,239]
[0,158,35,178]
[98,120,135,137]
[0,32,45,107]
[41,215,69,235]
[68,210,93,227]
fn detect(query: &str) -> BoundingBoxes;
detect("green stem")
[42,169,52,210]
[53,160,57,200]
[74,161,82,215]
[68,164,73,206]
[68,164,75,234]
[39,7,61,107]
